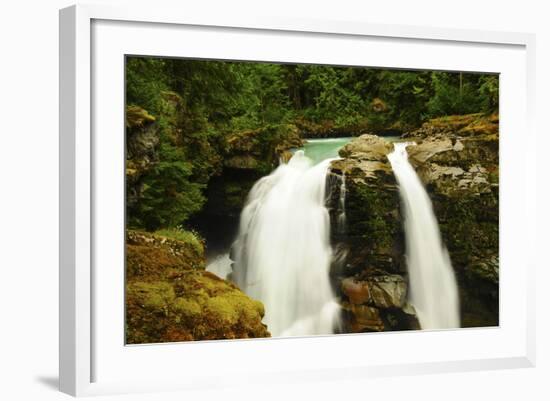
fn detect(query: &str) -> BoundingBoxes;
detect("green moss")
[154,227,204,254]
[205,291,266,326]
[126,105,156,128]
[435,192,498,268]
[127,282,175,315]
[205,295,242,325]
[252,300,265,317]
[347,183,399,249]
[173,297,202,318]
[126,231,270,343]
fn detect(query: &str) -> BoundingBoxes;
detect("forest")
[126,57,498,233]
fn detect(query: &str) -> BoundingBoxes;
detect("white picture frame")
[59,3,536,397]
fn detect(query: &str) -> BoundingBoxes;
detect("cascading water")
[388,142,460,329]
[337,172,347,235]
[206,253,232,280]
[232,150,340,337]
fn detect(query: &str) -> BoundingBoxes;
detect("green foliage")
[126,56,499,232]
[478,75,499,112]
[228,63,293,128]
[375,70,432,127]
[126,57,170,114]
[137,143,205,230]
[427,72,495,117]
[127,282,175,315]
[301,66,365,126]
[154,227,204,255]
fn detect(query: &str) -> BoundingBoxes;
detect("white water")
[232,150,340,337]
[388,142,460,329]
[206,253,232,280]
[337,172,347,235]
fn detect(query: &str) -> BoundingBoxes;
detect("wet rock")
[342,275,407,309]
[342,303,385,332]
[224,125,303,173]
[201,124,303,221]
[326,134,414,331]
[327,134,404,278]
[338,134,393,161]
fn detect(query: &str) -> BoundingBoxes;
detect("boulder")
[342,275,407,309]
[338,134,393,161]
[126,230,270,343]
[341,303,385,332]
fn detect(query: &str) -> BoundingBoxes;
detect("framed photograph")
[59,4,536,396]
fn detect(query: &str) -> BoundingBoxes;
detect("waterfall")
[337,172,347,235]
[232,150,340,337]
[388,142,460,329]
[206,253,232,280]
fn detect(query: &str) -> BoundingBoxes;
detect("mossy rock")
[126,230,270,343]
[126,230,205,280]
[338,134,393,160]
[126,105,156,128]
[328,120,499,330]
[404,113,498,139]
[328,135,404,278]
[223,124,303,174]
[405,116,499,327]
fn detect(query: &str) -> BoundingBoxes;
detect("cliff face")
[126,106,160,214]
[126,230,270,343]
[407,114,499,327]
[327,114,499,331]
[200,125,303,220]
[327,135,418,332]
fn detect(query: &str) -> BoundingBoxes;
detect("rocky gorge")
[125,111,499,341]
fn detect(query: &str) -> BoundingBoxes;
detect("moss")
[205,296,242,325]
[223,124,302,174]
[126,231,207,280]
[126,230,270,344]
[347,183,400,250]
[127,282,175,315]
[435,192,498,271]
[332,173,404,277]
[126,105,156,128]
[407,113,499,140]
[153,227,204,255]
[172,297,202,318]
